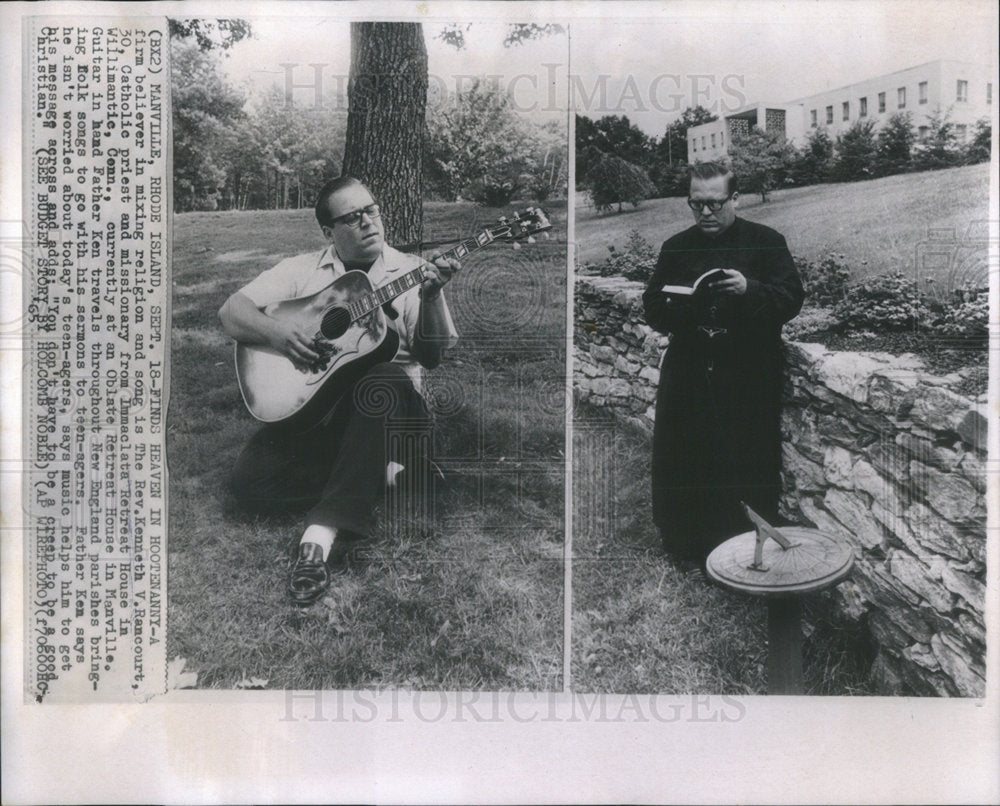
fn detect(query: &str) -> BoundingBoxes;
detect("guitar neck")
[347,230,500,321]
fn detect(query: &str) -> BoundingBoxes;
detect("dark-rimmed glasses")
[332,203,381,227]
[687,194,734,213]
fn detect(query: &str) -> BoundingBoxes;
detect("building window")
[702,136,706,149]
[691,139,697,153]
[955,124,967,142]
[811,109,817,127]
[897,87,906,108]
[956,79,968,102]
[919,81,928,104]
[859,97,867,117]
[918,126,929,142]
[842,101,850,121]
[720,131,724,145]
[711,133,716,148]
[988,83,993,104]
[826,105,833,124]
[878,92,886,113]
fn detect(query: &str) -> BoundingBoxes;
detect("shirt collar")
[316,244,388,284]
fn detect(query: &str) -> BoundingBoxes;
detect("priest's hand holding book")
[660,268,747,298]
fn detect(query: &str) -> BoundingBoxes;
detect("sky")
[217,20,570,126]
[214,1,997,137]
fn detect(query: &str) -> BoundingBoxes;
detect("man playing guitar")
[219,176,460,606]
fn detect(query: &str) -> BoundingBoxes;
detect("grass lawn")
[168,200,567,690]
[572,405,875,695]
[575,164,991,289]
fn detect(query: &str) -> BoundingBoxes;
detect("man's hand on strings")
[269,319,322,365]
[421,251,461,300]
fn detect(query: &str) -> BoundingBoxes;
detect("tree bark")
[343,22,428,251]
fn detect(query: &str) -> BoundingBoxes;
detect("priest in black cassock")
[642,162,804,563]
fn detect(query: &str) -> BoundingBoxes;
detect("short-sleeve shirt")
[239,243,459,391]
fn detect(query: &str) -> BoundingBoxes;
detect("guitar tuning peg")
[512,242,522,250]
[526,236,536,244]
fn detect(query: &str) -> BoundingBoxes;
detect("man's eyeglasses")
[687,194,734,213]
[332,203,381,227]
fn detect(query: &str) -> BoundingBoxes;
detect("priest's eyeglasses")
[333,204,381,227]
[687,194,734,213]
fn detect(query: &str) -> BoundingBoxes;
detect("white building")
[688,59,993,162]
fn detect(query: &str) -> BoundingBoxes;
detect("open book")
[660,268,728,297]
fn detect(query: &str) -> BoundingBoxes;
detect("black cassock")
[642,217,804,560]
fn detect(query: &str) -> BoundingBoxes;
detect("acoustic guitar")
[235,207,552,430]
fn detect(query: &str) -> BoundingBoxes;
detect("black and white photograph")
[572,5,994,697]
[165,18,568,690]
[2,0,998,803]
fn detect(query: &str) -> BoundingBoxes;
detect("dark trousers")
[652,356,782,562]
[229,362,432,536]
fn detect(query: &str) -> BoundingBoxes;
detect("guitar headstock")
[490,207,552,244]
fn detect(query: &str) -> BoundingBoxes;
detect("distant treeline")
[577,108,992,210]
[171,39,567,213]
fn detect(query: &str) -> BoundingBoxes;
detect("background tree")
[576,114,653,185]
[833,119,878,181]
[342,23,429,248]
[168,19,251,51]
[425,79,542,205]
[649,106,718,196]
[875,112,915,176]
[964,118,992,165]
[794,127,834,185]
[170,40,247,211]
[913,109,961,171]
[169,19,252,212]
[344,22,564,248]
[435,22,565,49]
[658,106,718,166]
[526,119,569,202]
[582,147,655,212]
[238,88,347,210]
[728,126,797,202]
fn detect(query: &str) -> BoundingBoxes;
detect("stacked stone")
[574,276,667,431]
[573,277,988,697]
[781,342,987,697]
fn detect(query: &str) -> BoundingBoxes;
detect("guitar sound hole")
[320,307,352,340]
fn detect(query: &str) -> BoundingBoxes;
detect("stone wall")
[575,275,988,696]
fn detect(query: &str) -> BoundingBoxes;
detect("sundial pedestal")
[706,524,854,695]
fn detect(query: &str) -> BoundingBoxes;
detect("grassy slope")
[575,164,991,280]
[168,200,567,690]
[571,406,874,695]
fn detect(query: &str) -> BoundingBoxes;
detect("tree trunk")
[343,22,428,250]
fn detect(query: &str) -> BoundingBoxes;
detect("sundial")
[706,503,855,694]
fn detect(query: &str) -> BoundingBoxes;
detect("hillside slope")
[576,164,991,286]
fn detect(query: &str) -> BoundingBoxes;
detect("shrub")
[931,286,989,343]
[795,254,852,306]
[587,229,659,282]
[875,113,915,176]
[584,148,656,212]
[964,119,991,165]
[794,128,834,185]
[784,307,838,341]
[912,110,961,171]
[833,270,930,331]
[833,119,878,182]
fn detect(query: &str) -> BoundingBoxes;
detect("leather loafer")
[288,542,330,606]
